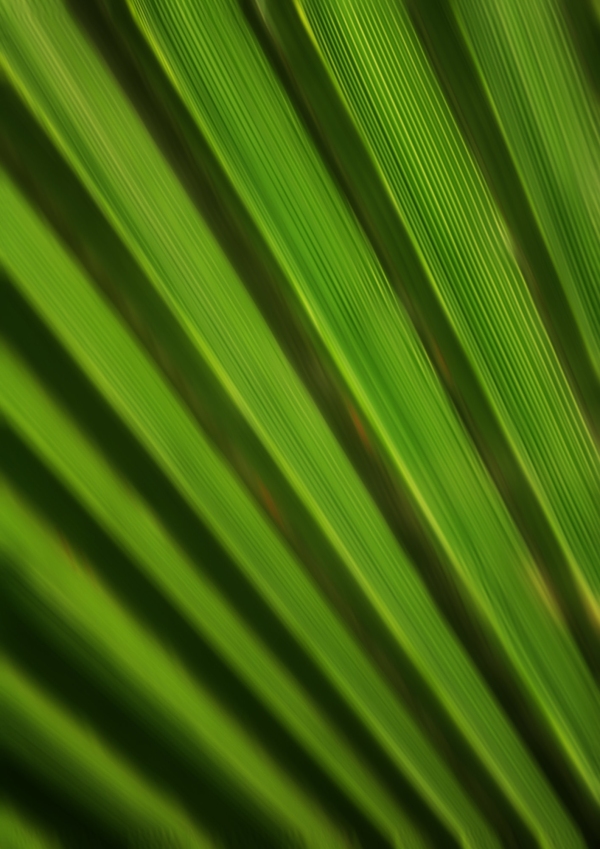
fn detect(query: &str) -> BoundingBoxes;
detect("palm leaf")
[1,0,599,846]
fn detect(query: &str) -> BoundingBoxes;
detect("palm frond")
[1,0,599,847]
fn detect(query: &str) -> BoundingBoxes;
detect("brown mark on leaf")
[256,478,288,536]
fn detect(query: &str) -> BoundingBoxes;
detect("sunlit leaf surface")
[1,0,599,846]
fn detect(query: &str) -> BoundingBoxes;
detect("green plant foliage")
[1,0,599,847]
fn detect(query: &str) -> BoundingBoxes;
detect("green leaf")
[1,0,599,845]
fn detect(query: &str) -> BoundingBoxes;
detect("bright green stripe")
[0,804,60,849]
[0,0,587,839]
[0,486,350,849]
[449,0,600,596]
[401,0,600,430]
[0,174,499,849]
[243,0,600,705]
[121,0,598,829]
[0,344,429,849]
[291,0,600,786]
[0,650,212,849]
[297,0,600,614]
[453,0,600,374]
